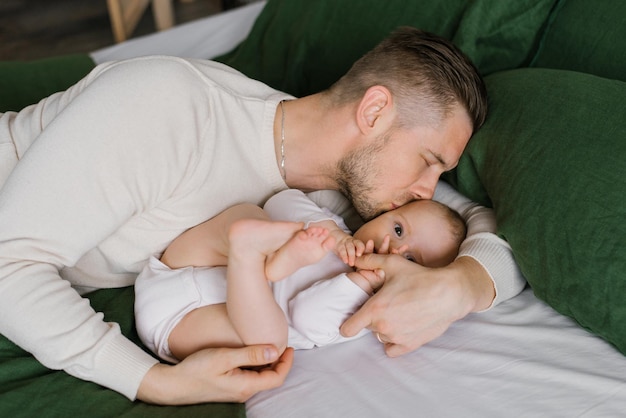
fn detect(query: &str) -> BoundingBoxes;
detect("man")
[0,28,524,404]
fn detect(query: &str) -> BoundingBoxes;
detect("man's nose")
[409,174,438,200]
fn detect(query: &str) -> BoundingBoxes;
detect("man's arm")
[0,61,164,399]
[0,59,292,403]
[432,180,526,308]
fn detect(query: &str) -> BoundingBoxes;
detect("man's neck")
[274,94,359,192]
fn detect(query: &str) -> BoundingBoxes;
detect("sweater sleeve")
[0,60,204,399]
[433,181,527,309]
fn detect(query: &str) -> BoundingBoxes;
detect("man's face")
[337,107,472,220]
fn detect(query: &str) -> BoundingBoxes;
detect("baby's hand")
[334,235,368,266]
[376,235,391,254]
[376,235,408,256]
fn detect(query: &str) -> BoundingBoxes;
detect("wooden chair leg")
[107,0,174,43]
[152,0,175,31]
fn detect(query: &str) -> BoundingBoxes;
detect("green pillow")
[0,287,244,417]
[216,0,556,97]
[530,0,626,82]
[0,54,95,112]
[447,68,626,355]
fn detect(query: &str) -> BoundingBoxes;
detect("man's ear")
[356,86,393,134]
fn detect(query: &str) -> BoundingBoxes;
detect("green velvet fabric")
[216,0,557,97]
[446,68,626,354]
[0,287,245,417]
[530,0,626,82]
[0,54,95,112]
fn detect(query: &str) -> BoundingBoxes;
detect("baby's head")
[353,199,466,267]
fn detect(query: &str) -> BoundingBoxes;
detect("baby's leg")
[171,220,333,359]
[169,303,244,361]
[265,226,336,282]
[161,203,273,269]
[226,219,332,353]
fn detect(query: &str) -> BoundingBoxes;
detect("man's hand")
[137,345,294,405]
[340,254,495,357]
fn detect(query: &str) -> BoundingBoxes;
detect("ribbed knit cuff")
[458,232,527,312]
[83,331,159,400]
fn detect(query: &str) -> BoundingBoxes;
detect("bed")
[1,1,625,417]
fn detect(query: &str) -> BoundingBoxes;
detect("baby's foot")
[228,218,304,259]
[265,226,336,282]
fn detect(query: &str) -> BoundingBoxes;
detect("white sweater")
[0,56,526,400]
[0,56,290,399]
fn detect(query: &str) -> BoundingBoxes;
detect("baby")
[135,189,466,363]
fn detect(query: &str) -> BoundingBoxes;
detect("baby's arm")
[346,269,385,296]
[288,273,372,347]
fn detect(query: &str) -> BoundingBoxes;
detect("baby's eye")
[404,254,416,262]
[394,223,403,237]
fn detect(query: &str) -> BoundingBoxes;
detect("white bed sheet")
[89,5,626,417]
[90,1,266,64]
[247,288,626,417]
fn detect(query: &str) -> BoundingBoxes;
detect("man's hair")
[327,27,488,132]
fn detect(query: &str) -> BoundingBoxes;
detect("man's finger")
[264,347,293,381]
[354,252,388,270]
[237,348,294,401]
[385,343,413,358]
[254,347,294,383]
[224,345,279,370]
[340,300,373,337]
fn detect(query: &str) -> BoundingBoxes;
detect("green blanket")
[0,286,245,417]
[0,54,95,112]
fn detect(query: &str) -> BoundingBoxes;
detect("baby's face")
[353,200,456,267]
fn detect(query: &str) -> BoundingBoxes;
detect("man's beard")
[335,137,388,221]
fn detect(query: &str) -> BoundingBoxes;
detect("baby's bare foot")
[228,218,304,258]
[265,226,336,282]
